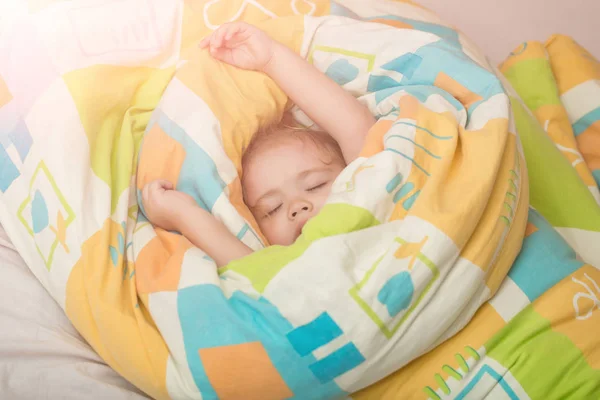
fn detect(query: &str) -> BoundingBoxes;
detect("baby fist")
[142,180,197,232]
[199,22,275,71]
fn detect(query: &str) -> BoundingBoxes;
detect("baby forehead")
[242,145,337,196]
[243,141,329,179]
[246,144,339,185]
[244,131,340,165]
[251,130,317,152]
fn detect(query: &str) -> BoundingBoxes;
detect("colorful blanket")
[0,1,598,399]
[355,33,600,400]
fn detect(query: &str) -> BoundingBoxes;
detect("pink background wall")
[418,0,599,63]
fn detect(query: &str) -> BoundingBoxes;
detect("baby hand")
[142,180,197,232]
[199,22,275,71]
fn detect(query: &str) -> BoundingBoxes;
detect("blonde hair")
[241,114,345,184]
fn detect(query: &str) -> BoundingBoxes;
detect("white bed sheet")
[0,224,148,400]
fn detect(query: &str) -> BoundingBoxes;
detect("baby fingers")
[214,25,233,48]
[199,35,211,49]
[143,180,172,203]
[154,180,174,191]
[224,23,243,42]
[200,22,248,50]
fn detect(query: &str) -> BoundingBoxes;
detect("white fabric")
[0,225,148,400]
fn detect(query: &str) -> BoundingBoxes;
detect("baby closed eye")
[266,204,282,217]
[307,182,327,192]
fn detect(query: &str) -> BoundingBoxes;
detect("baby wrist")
[262,41,284,76]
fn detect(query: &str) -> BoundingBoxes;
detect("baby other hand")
[142,180,197,232]
[199,22,275,72]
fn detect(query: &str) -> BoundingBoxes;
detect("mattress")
[0,224,147,399]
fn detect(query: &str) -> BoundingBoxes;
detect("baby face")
[243,139,345,246]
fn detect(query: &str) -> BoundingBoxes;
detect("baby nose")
[289,201,313,219]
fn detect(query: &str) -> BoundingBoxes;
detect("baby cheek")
[277,220,297,246]
[258,215,289,246]
[314,188,332,213]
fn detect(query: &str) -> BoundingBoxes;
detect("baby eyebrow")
[252,189,279,208]
[251,204,271,215]
[297,167,329,180]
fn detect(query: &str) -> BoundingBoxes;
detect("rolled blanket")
[0,1,598,399]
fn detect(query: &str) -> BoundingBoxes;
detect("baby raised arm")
[200,22,375,162]
[142,22,375,267]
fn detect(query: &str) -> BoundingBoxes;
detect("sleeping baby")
[142,22,375,266]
